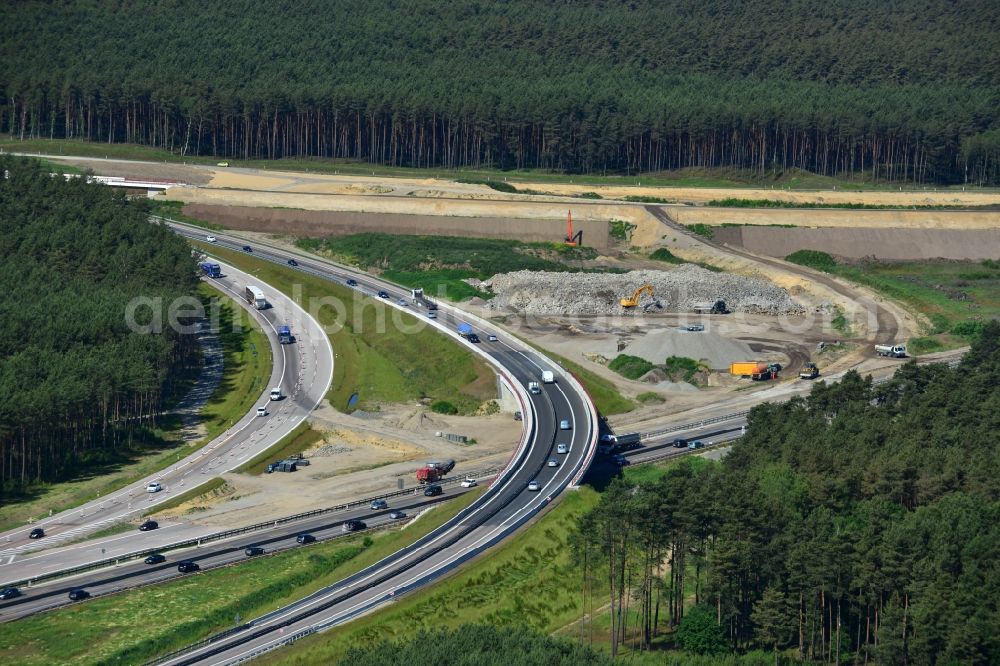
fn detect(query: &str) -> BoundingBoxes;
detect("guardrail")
[2,468,500,590]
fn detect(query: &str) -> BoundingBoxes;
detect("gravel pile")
[624,329,755,370]
[310,444,353,457]
[483,266,803,316]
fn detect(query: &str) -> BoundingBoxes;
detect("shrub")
[649,247,684,264]
[609,218,637,241]
[636,391,665,404]
[608,354,654,380]
[430,400,458,415]
[785,249,837,272]
[687,223,715,239]
[952,320,985,337]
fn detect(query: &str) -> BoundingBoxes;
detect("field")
[786,253,1000,351]
[0,489,485,665]
[195,243,496,414]
[0,287,271,532]
[298,233,598,301]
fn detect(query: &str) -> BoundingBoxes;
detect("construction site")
[37,154,986,525]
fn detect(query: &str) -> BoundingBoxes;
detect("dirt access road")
[645,206,902,348]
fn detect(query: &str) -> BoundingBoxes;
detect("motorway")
[120,222,597,665]
[0,261,334,567]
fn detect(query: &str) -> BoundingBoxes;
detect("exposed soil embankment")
[182,203,611,249]
[713,226,1000,261]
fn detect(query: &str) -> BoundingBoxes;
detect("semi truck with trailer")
[875,344,907,358]
[598,432,642,454]
[199,262,221,278]
[411,288,438,310]
[245,286,267,310]
[730,361,780,381]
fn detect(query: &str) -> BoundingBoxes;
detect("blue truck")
[200,262,221,278]
[278,325,293,344]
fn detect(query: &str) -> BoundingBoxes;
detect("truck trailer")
[692,300,728,314]
[598,432,642,454]
[416,466,444,484]
[245,286,267,310]
[875,344,907,358]
[411,287,438,310]
[457,322,473,338]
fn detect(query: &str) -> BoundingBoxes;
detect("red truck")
[416,459,455,484]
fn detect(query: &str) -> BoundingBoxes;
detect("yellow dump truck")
[730,362,767,376]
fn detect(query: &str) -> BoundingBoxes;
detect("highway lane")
[140,221,597,666]
[0,261,333,563]
[0,485,480,622]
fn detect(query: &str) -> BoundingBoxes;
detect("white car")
[559,419,571,430]
[146,482,162,493]
[256,407,267,417]
[527,480,541,492]
[547,459,559,468]
[487,334,498,342]
[460,478,478,488]
[205,235,217,243]
[426,312,437,319]
[556,443,569,454]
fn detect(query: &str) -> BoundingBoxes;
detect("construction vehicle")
[730,362,780,380]
[875,344,907,358]
[426,459,456,474]
[692,300,728,314]
[416,466,443,484]
[564,210,583,246]
[621,284,655,308]
[799,363,820,379]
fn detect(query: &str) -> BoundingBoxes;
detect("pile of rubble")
[482,265,804,316]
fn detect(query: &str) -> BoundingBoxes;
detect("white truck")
[875,344,907,358]
[527,381,541,395]
[245,285,267,310]
[541,370,555,383]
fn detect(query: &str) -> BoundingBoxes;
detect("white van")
[256,407,267,417]
[270,387,282,401]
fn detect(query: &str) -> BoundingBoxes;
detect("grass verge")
[144,477,227,517]
[0,488,485,665]
[195,242,496,414]
[234,423,324,475]
[256,488,600,666]
[0,285,271,533]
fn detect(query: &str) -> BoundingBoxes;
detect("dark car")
[342,519,366,533]
[144,553,166,565]
[389,511,407,520]
[295,533,315,544]
[242,245,252,253]
[177,560,200,573]
[245,546,265,557]
[28,527,44,539]
[467,333,480,343]
[138,520,158,532]
[287,258,298,267]
[672,438,688,449]
[377,290,389,299]
[613,454,630,466]
[0,587,20,600]
[346,278,358,287]
[68,588,90,601]
[424,484,443,497]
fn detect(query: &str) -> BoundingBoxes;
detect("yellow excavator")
[620,284,655,308]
